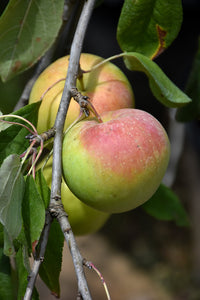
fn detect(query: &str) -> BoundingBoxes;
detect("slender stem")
[23,213,52,300]
[0,114,37,134]
[83,53,126,73]
[50,0,95,298]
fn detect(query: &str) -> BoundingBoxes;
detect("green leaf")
[15,246,39,300]
[142,184,189,226]
[0,102,40,166]
[0,223,4,247]
[176,39,200,121]
[122,52,191,107]
[35,169,51,209]
[117,0,183,59]
[3,229,15,257]
[22,175,46,252]
[39,219,64,297]
[0,248,14,300]
[0,0,65,81]
[0,155,25,242]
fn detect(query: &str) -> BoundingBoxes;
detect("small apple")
[29,53,134,134]
[62,108,170,213]
[41,157,110,235]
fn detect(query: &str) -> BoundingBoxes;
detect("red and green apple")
[62,108,170,213]
[29,53,134,133]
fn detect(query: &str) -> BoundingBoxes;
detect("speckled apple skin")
[29,53,134,134]
[62,109,170,213]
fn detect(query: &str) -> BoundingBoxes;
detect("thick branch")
[24,1,95,299]
[50,0,96,299]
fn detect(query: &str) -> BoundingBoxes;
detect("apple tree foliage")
[0,0,198,299]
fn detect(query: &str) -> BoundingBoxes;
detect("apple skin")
[41,158,110,236]
[29,53,134,134]
[62,108,170,213]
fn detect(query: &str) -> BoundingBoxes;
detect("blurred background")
[1,0,200,299]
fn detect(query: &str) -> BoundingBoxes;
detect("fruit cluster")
[30,53,170,235]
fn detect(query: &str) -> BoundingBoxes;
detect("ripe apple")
[41,157,110,236]
[29,53,134,134]
[62,108,170,213]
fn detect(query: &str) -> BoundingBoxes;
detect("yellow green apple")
[41,157,110,235]
[29,53,134,134]
[62,108,170,213]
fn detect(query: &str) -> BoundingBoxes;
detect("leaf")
[35,169,51,209]
[0,111,11,131]
[15,246,39,300]
[117,0,183,59]
[39,219,64,297]
[0,248,14,300]
[0,155,25,242]
[0,0,65,81]
[142,184,189,227]
[0,102,40,166]
[22,175,46,252]
[0,224,3,248]
[122,52,191,107]
[176,39,200,121]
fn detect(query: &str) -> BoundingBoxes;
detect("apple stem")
[71,87,103,123]
[77,63,86,91]
[86,101,103,123]
[63,110,86,135]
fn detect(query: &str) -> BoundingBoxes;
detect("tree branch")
[23,213,52,300]
[23,1,95,299]
[50,0,96,298]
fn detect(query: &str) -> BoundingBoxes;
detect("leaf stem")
[83,52,126,73]
[0,114,37,135]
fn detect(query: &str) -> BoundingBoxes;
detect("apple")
[62,108,170,213]
[41,157,110,235]
[29,53,134,134]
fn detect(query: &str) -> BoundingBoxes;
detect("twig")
[83,259,111,300]
[23,212,52,300]
[50,0,96,298]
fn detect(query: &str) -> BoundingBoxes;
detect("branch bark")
[23,1,95,299]
[50,0,96,298]
[23,213,52,300]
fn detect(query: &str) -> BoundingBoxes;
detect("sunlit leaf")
[142,184,189,226]
[0,0,65,81]
[117,0,183,59]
